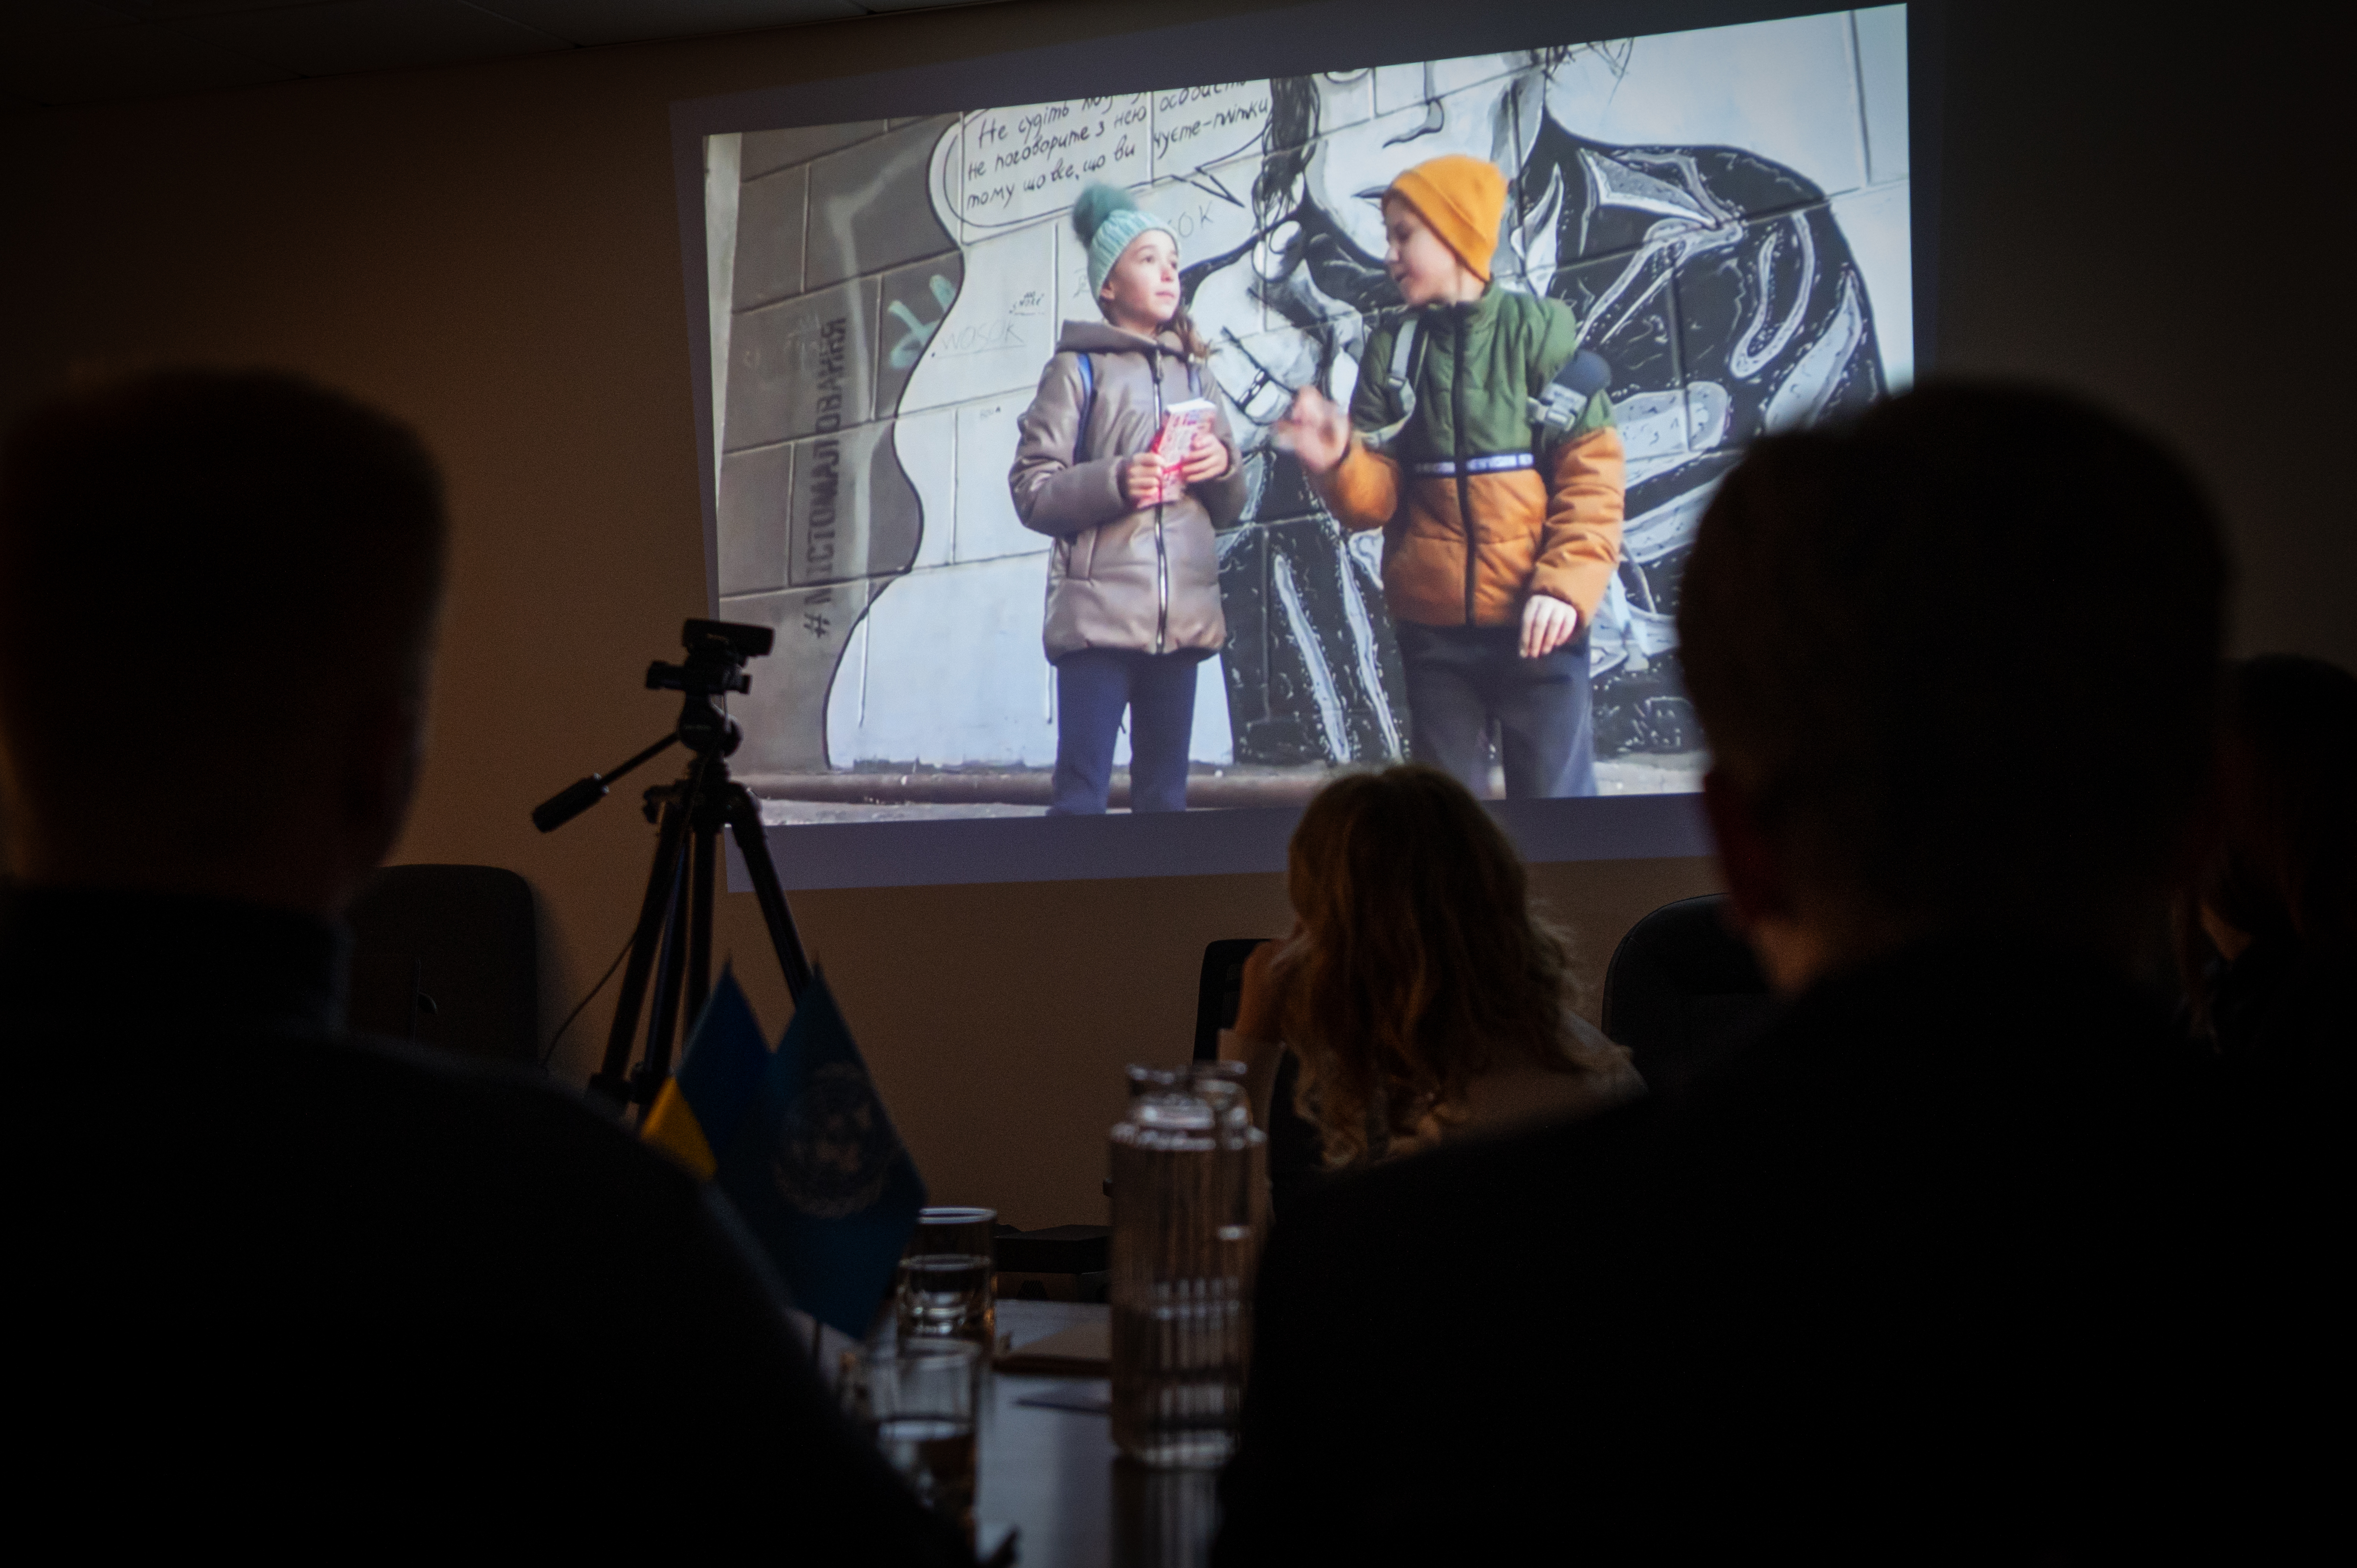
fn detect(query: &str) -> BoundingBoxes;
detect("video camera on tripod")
[532,619,809,1116]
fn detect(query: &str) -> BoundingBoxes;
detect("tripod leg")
[686,778,718,1033]
[724,782,814,1001]
[638,841,696,1105]
[590,792,690,1111]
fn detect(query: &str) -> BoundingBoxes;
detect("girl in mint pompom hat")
[1008,182,1246,816]
[1072,180,1211,359]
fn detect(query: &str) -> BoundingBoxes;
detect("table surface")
[983,1299,1218,1568]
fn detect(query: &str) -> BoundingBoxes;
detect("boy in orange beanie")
[1280,153,1624,797]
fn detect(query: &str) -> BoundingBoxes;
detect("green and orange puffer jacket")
[1316,289,1625,630]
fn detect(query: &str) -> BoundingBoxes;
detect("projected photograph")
[702,6,1912,824]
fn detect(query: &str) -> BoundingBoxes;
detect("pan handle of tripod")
[723,783,814,1000]
[531,733,680,833]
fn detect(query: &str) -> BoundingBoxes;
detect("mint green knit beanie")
[1073,182,1176,297]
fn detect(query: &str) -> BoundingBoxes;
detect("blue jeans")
[1393,623,1597,799]
[1049,650,1200,814]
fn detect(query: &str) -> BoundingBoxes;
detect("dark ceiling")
[0,0,1003,111]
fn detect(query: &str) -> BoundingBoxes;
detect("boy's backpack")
[1071,350,1205,463]
[1364,313,1611,455]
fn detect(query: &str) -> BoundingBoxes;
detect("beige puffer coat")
[1010,321,1245,660]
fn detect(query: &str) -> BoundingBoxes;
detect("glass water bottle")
[1108,1061,1268,1469]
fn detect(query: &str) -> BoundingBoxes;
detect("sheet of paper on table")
[996,1318,1109,1376]
[1013,1384,1112,1415]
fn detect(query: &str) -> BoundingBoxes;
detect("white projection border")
[727,792,1711,892]
[676,0,1935,887]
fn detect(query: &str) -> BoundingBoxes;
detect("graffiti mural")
[706,7,1913,815]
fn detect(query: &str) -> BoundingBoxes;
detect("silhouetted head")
[0,368,448,911]
[1679,381,2227,965]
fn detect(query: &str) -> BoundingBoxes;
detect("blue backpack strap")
[1073,351,1096,463]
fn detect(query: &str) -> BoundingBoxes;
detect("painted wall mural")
[707,7,1913,813]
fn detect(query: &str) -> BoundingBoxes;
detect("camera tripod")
[533,619,812,1116]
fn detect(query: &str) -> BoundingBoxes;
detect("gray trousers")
[1393,622,1598,799]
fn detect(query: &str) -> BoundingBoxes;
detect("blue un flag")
[645,968,926,1340]
[713,971,927,1339]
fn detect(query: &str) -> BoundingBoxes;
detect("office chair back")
[1193,938,1267,1062]
[347,864,538,1063]
[1194,937,1324,1214]
[1599,894,1773,1096]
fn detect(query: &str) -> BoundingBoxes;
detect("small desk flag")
[641,968,768,1180]
[644,967,926,1339]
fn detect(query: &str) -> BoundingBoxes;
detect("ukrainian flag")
[645,968,927,1339]
[642,968,769,1179]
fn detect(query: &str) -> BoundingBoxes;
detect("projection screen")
[671,0,1930,888]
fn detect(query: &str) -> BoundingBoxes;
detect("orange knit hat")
[1386,154,1509,282]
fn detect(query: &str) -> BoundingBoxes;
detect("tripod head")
[649,618,773,760]
[531,618,775,833]
[648,618,771,698]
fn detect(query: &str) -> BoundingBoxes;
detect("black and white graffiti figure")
[1198,56,1886,766]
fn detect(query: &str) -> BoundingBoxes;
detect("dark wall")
[1932,1,2348,665]
[0,0,2339,1221]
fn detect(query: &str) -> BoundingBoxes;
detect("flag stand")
[531,619,813,1118]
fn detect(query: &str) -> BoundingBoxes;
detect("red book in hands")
[1147,399,1216,505]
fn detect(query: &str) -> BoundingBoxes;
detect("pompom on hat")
[1073,182,1177,297]
[1386,154,1510,282]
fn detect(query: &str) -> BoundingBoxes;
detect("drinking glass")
[843,1337,982,1543]
[899,1206,997,1345]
